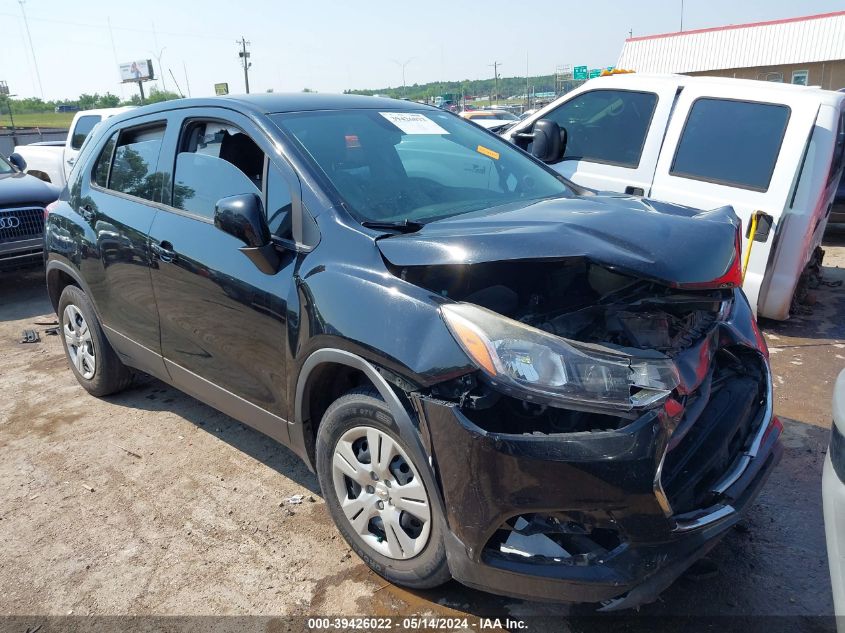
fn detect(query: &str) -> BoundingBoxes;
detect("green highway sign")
[573,65,588,80]
[588,68,602,79]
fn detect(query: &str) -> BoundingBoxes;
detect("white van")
[502,74,845,320]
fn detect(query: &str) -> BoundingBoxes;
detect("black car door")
[74,114,167,377]
[147,108,299,443]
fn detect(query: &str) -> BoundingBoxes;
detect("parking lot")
[0,224,842,630]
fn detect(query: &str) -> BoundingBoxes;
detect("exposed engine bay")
[399,258,731,356]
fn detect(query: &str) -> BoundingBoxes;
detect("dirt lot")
[2,227,844,632]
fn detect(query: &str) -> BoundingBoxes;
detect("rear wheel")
[316,388,450,589]
[58,285,133,396]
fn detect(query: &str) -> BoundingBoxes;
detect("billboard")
[214,82,229,95]
[119,60,154,83]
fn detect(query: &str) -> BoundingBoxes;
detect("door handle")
[79,204,95,222]
[66,157,76,166]
[151,240,177,263]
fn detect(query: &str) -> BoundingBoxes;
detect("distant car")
[460,109,518,121]
[0,152,60,270]
[824,369,845,628]
[460,110,519,130]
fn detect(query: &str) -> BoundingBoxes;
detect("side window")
[266,166,293,239]
[71,115,102,150]
[542,90,657,168]
[171,121,263,219]
[108,124,166,201]
[671,98,790,191]
[92,132,117,188]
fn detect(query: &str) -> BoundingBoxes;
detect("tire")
[316,388,451,589]
[58,285,133,397]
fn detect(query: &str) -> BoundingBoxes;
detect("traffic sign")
[588,68,602,79]
[573,66,588,81]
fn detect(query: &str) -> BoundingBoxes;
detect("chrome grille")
[0,207,45,243]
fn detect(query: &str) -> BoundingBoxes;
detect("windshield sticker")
[380,112,448,135]
[476,145,500,160]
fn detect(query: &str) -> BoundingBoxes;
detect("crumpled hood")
[0,172,60,207]
[376,194,741,287]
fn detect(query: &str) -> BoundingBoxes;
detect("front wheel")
[316,388,451,589]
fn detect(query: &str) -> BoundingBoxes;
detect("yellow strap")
[742,212,760,280]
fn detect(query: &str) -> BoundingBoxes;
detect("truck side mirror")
[530,120,565,163]
[214,193,280,274]
[514,120,567,163]
[9,152,27,172]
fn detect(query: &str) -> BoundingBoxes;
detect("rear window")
[71,115,102,150]
[104,124,166,201]
[671,98,790,192]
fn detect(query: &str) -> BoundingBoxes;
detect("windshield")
[272,109,572,224]
[0,155,13,175]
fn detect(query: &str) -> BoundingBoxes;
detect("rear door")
[76,114,167,376]
[649,85,820,315]
[147,107,299,441]
[528,83,678,195]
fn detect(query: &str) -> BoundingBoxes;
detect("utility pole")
[18,1,44,100]
[489,61,502,106]
[183,62,192,97]
[151,47,167,93]
[391,58,414,98]
[680,0,684,31]
[238,37,252,94]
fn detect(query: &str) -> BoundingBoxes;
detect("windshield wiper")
[361,220,424,234]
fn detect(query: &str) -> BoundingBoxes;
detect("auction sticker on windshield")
[380,112,448,135]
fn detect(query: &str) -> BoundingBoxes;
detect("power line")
[18,1,44,99]
[0,11,231,41]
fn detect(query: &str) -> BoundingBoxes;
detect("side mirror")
[9,152,27,172]
[214,193,280,274]
[529,120,565,163]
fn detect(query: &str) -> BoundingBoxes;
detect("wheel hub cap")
[331,425,432,560]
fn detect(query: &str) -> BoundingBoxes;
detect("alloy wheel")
[331,425,432,559]
[63,304,96,380]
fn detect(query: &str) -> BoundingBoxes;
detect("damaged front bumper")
[413,296,782,609]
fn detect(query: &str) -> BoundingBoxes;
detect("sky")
[0,0,843,101]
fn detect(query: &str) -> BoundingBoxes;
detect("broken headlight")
[441,302,679,411]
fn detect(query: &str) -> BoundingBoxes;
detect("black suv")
[1,152,59,269]
[45,94,781,609]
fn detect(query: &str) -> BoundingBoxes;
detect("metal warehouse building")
[617,11,845,90]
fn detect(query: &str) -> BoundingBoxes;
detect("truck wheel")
[316,388,451,589]
[58,285,133,397]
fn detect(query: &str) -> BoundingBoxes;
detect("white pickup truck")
[502,74,845,320]
[14,107,134,188]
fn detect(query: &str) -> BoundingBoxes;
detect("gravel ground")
[1,226,844,632]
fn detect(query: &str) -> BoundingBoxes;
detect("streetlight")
[150,47,167,93]
[391,58,414,98]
